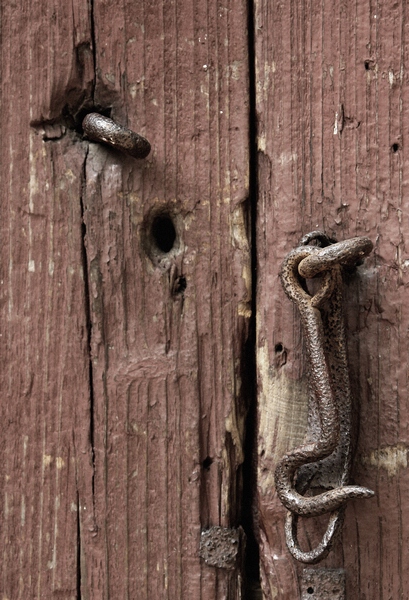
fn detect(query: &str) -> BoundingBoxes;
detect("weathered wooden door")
[1,0,408,598]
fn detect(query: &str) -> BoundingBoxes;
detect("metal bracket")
[199,526,245,570]
[301,569,345,600]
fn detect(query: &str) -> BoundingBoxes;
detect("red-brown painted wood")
[255,0,409,598]
[4,0,408,597]
[1,0,250,598]
[80,2,250,597]
[0,1,94,597]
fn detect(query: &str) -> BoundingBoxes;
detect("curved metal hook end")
[82,113,151,159]
[285,509,344,564]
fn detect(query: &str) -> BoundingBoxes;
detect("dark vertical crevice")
[89,0,97,101]
[76,8,96,597]
[80,148,96,500]
[242,0,262,597]
[76,491,82,600]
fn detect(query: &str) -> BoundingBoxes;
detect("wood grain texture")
[0,0,93,597]
[80,0,250,598]
[1,0,250,598]
[255,0,409,598]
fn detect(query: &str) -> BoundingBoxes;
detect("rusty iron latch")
[274,232,375,563]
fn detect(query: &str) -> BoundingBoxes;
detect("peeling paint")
[258,133,266,152]
[43,455,53,467]
[55,457,65,470]
[238,300,251,318]
[362,444,408,477]
[228,60,243,81]
[231,204,252,315]
[128,83,137,98]
[334,112,339,135]
[257,339,308,495]
[225,407,245,465]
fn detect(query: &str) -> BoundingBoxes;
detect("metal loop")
[279,246,335,309]
[285,509,344,564]
[298,236,373,279]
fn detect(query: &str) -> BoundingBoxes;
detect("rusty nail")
[82,113,151,159]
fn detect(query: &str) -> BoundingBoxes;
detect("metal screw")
[82,113,151,159]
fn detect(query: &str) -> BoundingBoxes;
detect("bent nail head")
[82,113,151,159]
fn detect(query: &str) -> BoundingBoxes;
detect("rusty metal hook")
[82,113,151,159]
[274,232,375,563]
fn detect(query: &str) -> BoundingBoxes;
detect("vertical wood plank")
[255,0,409,597]
[0,0,94,597]
[79,0,250,598]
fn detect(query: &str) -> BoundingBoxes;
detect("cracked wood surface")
[255,0,409,598]
[3,0,409,598]
[1,1,250,598]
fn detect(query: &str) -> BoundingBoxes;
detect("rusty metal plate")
[301,569,346,599]
[199,526,245,570]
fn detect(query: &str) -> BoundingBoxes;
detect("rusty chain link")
[274,232,375,563]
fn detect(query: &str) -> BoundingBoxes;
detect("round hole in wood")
[141,207,183,268]
[202,457,213,470]
[151,215,176,253]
